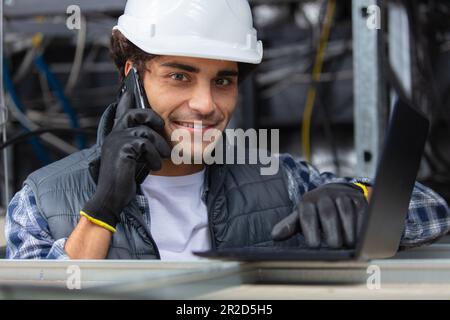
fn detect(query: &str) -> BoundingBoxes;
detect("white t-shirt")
[140,169,211,261]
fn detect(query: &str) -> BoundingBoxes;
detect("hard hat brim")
[113,25,263,65]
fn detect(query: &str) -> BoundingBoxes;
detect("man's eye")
[215,78,232,86]
[170,73,189,81]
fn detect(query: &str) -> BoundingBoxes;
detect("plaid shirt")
[5,154,450,259]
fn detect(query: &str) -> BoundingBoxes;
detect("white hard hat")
[113,0,263,64]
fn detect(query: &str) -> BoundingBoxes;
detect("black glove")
[113,90,170,184]
[271,183,369,249]
[81,91,171,232]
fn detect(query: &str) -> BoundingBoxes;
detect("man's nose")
[188,82,216,116]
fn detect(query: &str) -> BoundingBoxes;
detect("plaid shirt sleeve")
[5,184,69,259]
[279,153,450,248]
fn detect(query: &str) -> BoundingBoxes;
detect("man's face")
[130,56,239,161]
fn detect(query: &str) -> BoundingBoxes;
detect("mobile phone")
[121,66,153,183]
[122,66,150,110]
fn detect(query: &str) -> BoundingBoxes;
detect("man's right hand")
[80,91,171,232]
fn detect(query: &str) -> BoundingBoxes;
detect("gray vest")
[24,104,297,259]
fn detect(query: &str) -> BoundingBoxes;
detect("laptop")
[195,98,430,261]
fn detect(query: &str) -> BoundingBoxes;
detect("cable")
[12,46,38,84]
[65,15,87,94]
[5,94,80,155]
[297,2,318,49]
[258,41,351,101]
[38,68,56,111]
[9,34,80,155]
[26,110,99,128]
[33,54,87,149]
[3,58,51,165]
[301,0,336,162]
[258,40,350,86]
[0,128,95,151]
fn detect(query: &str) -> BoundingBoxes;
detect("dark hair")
[110,29,157,82]
[110,29,257,83]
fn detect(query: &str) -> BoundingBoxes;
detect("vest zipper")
[145,208,161,259]
[204,167,222,251]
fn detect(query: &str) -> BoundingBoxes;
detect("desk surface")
[1,237,450,299]
[197,283,450,300]
[1,256,450,299]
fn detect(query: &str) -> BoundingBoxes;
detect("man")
[5,0,450,260]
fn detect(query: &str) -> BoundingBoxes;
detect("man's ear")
[124,60,133,77]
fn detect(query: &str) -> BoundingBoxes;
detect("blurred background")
[0,0,449,239]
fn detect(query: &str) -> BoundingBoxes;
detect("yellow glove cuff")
[353,183,369,201]
[80,211,117,233]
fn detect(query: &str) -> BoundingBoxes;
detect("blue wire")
[33,55,87,149]
[3,59,51,165]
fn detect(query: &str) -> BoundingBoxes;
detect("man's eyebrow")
[160,62,238,77]
[160,62,199,73]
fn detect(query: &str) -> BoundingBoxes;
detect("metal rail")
[352,0,388,177]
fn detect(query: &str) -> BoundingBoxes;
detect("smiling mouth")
[172,121,218,130]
